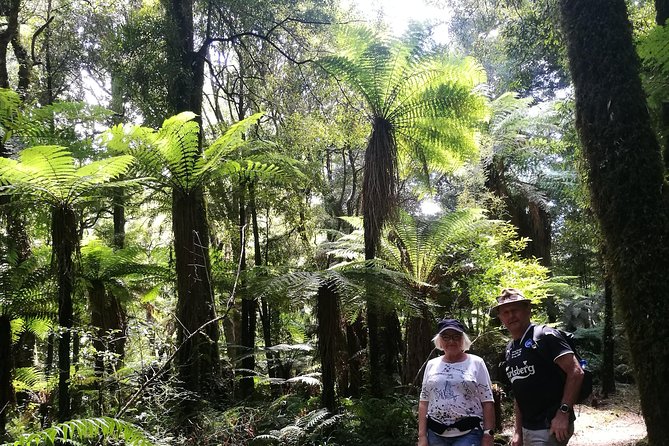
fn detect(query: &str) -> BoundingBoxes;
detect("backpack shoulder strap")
[504,339,514,361]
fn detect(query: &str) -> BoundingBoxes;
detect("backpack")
[531,324,593,404]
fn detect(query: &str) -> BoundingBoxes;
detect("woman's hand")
[510,431,522,446]
[417,434,428,446]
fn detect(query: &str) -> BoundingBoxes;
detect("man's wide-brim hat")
[490,288,532,317]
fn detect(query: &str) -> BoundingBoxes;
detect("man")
[492,288,584,446]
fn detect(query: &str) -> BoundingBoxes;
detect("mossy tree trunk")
[559,1,669,443]
[601,275,616,396]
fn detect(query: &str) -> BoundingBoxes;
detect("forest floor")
[502,383,647,446]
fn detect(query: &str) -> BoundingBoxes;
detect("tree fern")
[1,416,154,446]
[0,146,134,206]
[251,408,344,446]
[104,111,267,193]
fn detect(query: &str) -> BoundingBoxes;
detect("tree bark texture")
[656,0,669,25]
[403,305,434,390]
[162,0,204,117]
[172,188,220,393]
[52,205,77,422]
[89,280,127,378]
[317,280,341,412]
[237,184,255,398]
[344,316,366,398]
[0,0,20,89]
[601,275,616,396]
[559,1,669,443]
[0,314,14,439]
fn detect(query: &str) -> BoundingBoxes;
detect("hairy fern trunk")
[172,188,220,393]
[560,1,669,443]
[52,205,77,422]
[403,306,433,390]
[317,280,341,411]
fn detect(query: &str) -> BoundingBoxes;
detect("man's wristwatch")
[483,429,495,436]
[559,403,571,414]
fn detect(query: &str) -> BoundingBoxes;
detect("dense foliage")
[0,0,665,444]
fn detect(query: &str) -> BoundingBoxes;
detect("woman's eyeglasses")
[440,333,462,341]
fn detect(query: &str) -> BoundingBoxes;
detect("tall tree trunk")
[601,274,616,396]
[0,0,19,89]
[111,74,126,252]
[485,158,557,321]
[403,303,433,390]
[344,316,366,398]
[70,330,81,415]
[0,314,14,440]
[52,205,77,422]
[655,1,669,169]
[172,188,220,393]
[363,117,398,397]
[559,1,669,443]
[89,281,106,415]
[11,34,31,99]
[238,183,255,398]
[163,0,219,404]
[317,280,341,412]
[250,183,277,382]
[656,0,669,25]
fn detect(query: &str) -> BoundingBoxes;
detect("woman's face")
[439,329,463,353]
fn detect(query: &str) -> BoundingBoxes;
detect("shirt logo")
[507,361,536,382]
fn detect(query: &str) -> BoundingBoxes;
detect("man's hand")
[550,410,570,442]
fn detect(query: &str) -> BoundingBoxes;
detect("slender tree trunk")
[172,188,220,393]
[0,314,14,440]
[559,1,669,443]
[656,0,669,25]
[11,34,31,99]
[238,183,255,397]
[89,281,106,415]
[52,205,77,422]
[601,274,616,396]
[0,0,19,89]
[70,330,81,415]
[111,74,126,252]
[251,183,277,382]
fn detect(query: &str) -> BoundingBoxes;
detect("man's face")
[497,301,531,333]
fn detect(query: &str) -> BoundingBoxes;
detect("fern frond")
[3,416,154,446]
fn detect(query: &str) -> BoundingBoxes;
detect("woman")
[418,319,495,446]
